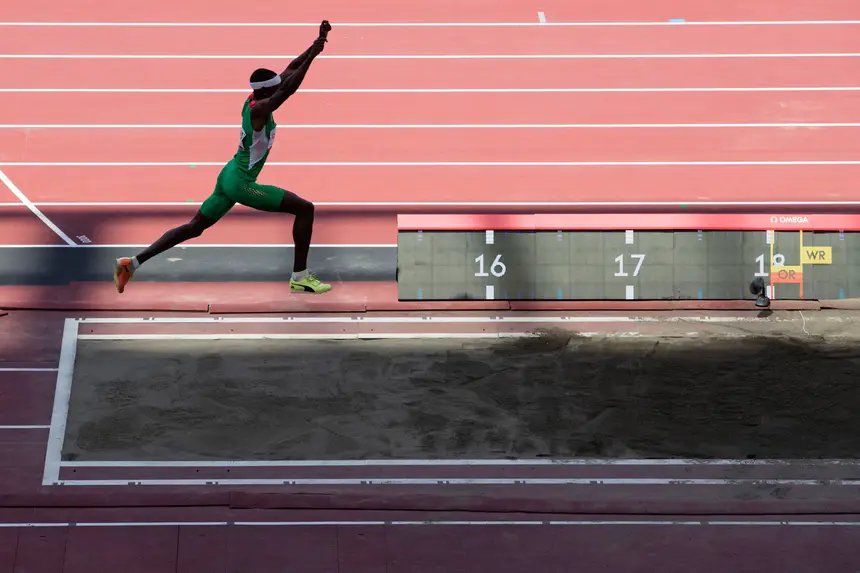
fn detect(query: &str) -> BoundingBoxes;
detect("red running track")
[12,91,860,125]
[0,17,860,244]
[3,0,860,22]
[5,58,860,90]
[7,24,860,55]
[8,126,860,163]
[2,19,860,247]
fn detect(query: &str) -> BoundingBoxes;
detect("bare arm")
[282,45,316,77]
[250,38,326,128]
[282,21,331,78]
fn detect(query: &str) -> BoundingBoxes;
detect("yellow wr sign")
[801,246,832,264]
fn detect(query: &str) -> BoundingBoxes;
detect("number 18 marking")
[614,254,645,277]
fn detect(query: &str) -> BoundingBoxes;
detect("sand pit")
[59,327,860,462]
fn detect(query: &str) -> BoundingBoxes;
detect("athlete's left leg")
[113,180,233,293]
[231,180,332,294]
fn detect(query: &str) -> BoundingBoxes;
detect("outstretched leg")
[113,211,216,293]
[114,176,233,293]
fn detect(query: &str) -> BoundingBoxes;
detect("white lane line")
[76,333,544,340]
[0,168,75,245]
[5,159,860,167]
[0,367,58,372]
[0,425,50,429]
[72,316,771,323]
[3,200,860,208]
[42,319,79,485]
[1,520,859,528]
[4,53,860,60]
[3,160,860,166]
[3,20,860,27]
[4,122,860,128]
[41,477,860,486]
[4,87,860,93]
[58,458,860,467]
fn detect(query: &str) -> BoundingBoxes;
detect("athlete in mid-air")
[113,20,334,295]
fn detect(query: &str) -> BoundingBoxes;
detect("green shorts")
[199,161,287,221]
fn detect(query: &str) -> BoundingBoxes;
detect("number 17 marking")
[614,254,645,277]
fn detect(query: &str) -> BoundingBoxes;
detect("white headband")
[250,75,281,90]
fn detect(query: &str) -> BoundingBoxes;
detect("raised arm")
[251,22,331,126]
[282,20,332,77]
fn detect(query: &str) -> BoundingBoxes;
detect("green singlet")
[199,96,288,221]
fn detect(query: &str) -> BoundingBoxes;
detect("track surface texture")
[4,0,860,570]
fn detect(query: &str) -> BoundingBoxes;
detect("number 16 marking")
[615,254,645,277]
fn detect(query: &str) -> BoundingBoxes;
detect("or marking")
[1,520,860,528]
[41,477,860,486]
[625,230,634,244]
[5,87,860,93]
[0,367,58,372]
[485,230,494,245]
[485,285,495,300]
[57,458,860,467]
[771,265,803,284]
[7,122,860,128]
[802,246,832,264]
[537,12,547,23]
[7,161,860,166]
[625,285,635,300]
[0,168,75,245]
[4,19,860,27]
[0,425,50,430]
[42,319,78,485]
[5,53,860,60]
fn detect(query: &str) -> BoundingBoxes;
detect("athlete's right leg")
[226,178,331,294]
[113,181,233,293]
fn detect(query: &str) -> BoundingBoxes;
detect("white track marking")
[537,12,547,23]
[3,20,860,27]
[0,425,50,430]
[4,53,860,60]
[77,333,544,340]
[42,319,78,485]
[0,168,74,245]
[58,458,860,467]
[0,367,58,372]
[2,200,860,208]
[1,520,859,528]
[4,160,860,166]
[39,477,860,486]
[4,87,860,93]
[5,122,860,128]
[72,316,770,323]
